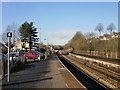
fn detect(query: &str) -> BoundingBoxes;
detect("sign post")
[7,32,12,82]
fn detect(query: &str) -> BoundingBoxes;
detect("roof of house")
[99,32,120,39]
[112,32,120,36]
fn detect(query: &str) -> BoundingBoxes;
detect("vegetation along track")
[57,54,110,89]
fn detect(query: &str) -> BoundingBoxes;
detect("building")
[13,39,29,51]
[99,34,111,40]
[99,32,120,40]
[111,32,120,38]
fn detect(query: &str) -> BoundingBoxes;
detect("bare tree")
[2,25,11,43]
[95,23,104,36]
[0,33,2,42]
[107,23,116,58]
[85,32,97,39]
[2,24,20,44]
[12,23,19,43]
[107,23,116,34]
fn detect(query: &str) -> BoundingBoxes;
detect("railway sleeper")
[69,53,120,75]
[61,54,120,89]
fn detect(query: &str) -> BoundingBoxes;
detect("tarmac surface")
[2,54,86,89]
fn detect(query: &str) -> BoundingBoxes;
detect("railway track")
[67,54,120,82]
[57,54,110,89]
[70,53,120,74]
[64,53,120,88]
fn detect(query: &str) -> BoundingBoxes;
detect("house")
[99,34,110,40]
[13,39,29,51]
[111,32,120,38]
[99,32,120,40]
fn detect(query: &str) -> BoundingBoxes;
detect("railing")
[19,52,26,64]
[1,51,49,78]
[1,52,26,78]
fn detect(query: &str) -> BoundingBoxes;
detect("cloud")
[46,29,77,45]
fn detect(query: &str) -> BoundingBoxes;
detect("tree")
[0,34,2,42]
[2,26,10,43]
[85,32,97,51]
[107,23,116,34]
[67,31,87,50]
[19,21,31,41]
[2,24,19,44]
[19,21,38,50]
[85,32,96,39]
[95,23,104,35]
[107,23,116,56]
[12,23,20,43]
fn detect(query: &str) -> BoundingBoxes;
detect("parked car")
[26,52,38,59]
[38,52,45,59]
[17,50,24,54]
[26,50,45,59]
[10,52,19,61]
[0,53,8,61]
[26,51,39,59]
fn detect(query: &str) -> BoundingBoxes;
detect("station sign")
[7,32,12,37]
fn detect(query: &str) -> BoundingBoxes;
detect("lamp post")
[38,28,41,60]
[44,38,49,59]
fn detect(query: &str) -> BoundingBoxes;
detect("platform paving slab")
[2,54,86,89]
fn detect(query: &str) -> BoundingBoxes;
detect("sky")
[1,0,120,2]
[1,2,118,45]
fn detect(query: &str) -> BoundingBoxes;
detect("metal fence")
[1,53,26,78]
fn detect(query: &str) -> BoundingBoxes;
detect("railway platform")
[2,54,86,89]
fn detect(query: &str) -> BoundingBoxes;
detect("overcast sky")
[1,1,118,45]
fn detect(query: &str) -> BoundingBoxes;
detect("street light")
[38,28,41,60]
[44,38,49,59]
